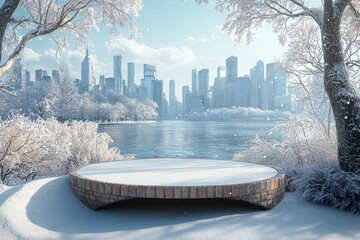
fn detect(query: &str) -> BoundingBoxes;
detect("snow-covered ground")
[1,176,360,240]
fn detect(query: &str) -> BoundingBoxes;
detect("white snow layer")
[76,159,278,186]
[1,176,360,240]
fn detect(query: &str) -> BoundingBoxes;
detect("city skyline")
[16,0,286,101]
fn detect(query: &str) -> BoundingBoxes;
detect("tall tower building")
[35,69,46,82]
[81,48,92,92]
[236,76,251,107]
[250,61,265,109]
[113,55,122,94]
[198,69,209,110]
[192,69,197,96]
[266,63,276,110]
[142,64,156,99]
[274,70,287,96]
[25,70,30,86]
[168,80,176,116]
[226,56,238,83]
[182,85,191,115]
[127,62,135,95]
[13,58,26,91]
[52,70,60,81]
[152,79,163,117]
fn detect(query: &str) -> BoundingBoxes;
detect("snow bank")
[188,107,290,121]
[1,176,360,240]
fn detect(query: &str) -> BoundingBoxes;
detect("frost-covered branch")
[0,0,142,81]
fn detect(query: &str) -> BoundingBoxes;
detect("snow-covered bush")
[233,117,360,214]
[0,116,129,184]
[286,162,360,214]
[233,117,337,169]
[188,107,290,121]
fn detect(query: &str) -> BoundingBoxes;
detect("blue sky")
[21,0,286,101]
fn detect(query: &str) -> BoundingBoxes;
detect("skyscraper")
[266,63,276,110]
[192,69,197,96]
[13,58,26,91]
[226,56,238,83]
[250,61,265,109]
[35,69,46,82]
[152,79,163,117]
[236,76,251,107]
[142,64,156,99]
[25,70,30,86]
[168,80,176,116]
[52,70,60,81]
[113,55,122,94]
[127,62,135,95]
[274,71,287,96]
[81,48,92,92]
[182,85,190,115]
[198,69,209,110]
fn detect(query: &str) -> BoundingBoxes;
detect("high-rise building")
[142,64,156,99]
[274,71,287,96]
[152,79,163,117]
[213,66,226,108]
[13,58,26,91]
[266,63,276,110]
[224,82,234,107]
[127,62,135,95]
[104,77,115,92]
[25,70,30,86]
[213,77,226,108]
[168,80,176,116]
[235,76,251,107]
[52,70,60,81]
[81,48,92,92]
[192,69,197,96]
[273,65,289,111]
[113,55,122,94]
[226,56,238,83]
[182,85,190,115]
[99,75,105,88]
[250,61,265,109]
[35,69,46,82]
[198,69,209,110]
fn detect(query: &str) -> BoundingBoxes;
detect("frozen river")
[98,120,283,160]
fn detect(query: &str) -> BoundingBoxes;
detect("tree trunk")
[322,2,360,172]
[0,0,20,63]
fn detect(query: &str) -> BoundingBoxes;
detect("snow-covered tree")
[199,0,360,173]
[0,115,127,184]
[76,93,94,121]
[0,0,142,84]
[0,80,50,119]
[46,66,79,122]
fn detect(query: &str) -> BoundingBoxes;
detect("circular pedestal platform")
[69,159,285,210]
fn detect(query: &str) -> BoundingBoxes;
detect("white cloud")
[108,37,196,70]
[22,48,41,62]
[187,36,211,43]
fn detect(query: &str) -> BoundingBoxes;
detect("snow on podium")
[69,158,285,210]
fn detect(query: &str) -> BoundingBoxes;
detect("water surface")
[98,120,282,160]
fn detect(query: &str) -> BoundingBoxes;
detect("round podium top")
[76,158,277,186]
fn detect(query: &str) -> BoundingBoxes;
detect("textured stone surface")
[69,162,285,210]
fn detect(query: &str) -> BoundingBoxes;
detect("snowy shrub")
[0,116,129,184]
[188,107,290,121]
[234,117,360,214]
[287,162,360,214]
[233,117,337,168]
